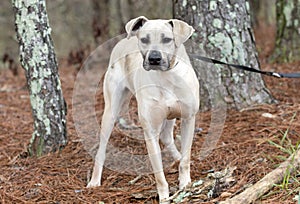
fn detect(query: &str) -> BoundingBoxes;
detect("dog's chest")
[133,70,198,119]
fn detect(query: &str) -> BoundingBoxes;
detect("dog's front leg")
[178,116,196,189]
[140,109,169,203]
[144,128,169,203]
[87,80,130,188]
[87,106,115,188]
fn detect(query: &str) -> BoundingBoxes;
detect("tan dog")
[87,16,199,203]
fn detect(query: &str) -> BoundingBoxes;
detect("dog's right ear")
[125,16,148,39]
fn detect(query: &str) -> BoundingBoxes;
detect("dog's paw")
[160,199,170,204]
[179,180,191,190]
[179,176,191,190]
[86,180,101,188]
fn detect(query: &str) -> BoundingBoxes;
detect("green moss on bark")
[13,0,67,156]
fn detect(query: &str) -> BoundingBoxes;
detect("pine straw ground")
[1,26,300,204]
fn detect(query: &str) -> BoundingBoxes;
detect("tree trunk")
[249,0,276,27]
[91,0,109,44]
[12,0,67,156]
[272,0,300,62]
[108,0,124,37]
[174,0,275,110]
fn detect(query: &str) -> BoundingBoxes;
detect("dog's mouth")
[142,51,172,71]
[143,61,170,71]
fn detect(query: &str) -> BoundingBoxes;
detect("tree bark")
[12,0,67,156]
[174,0,275,110]
[272,0,300,62]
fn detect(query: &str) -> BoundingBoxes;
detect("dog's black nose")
[148,50,162,65]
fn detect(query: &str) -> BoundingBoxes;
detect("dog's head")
[125,16,194,71]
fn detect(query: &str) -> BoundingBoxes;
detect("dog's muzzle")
[143,50,170,71]
[148,50,162,66]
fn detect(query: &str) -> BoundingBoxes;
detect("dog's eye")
[140,37,150,44]
[162,37,173,44]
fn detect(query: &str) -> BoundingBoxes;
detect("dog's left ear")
[125,16,148,39]
[168,19,194,47]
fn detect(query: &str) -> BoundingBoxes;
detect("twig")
[128,175,142,185]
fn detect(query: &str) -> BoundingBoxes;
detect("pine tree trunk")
[12,0,67,156]
[108,0,124,37]
[273,0,300,62]
[91,0,110,44]
[174,0,275,110]
[249,0,276,27]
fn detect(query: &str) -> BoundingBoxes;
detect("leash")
[190,54,300,78]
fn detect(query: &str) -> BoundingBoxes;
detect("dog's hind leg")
[87,72,131,188]
[160,119,181,161]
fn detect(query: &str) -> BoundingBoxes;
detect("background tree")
[91,0,173,44]
[91,0,111,44]
[272,0,300,62]
[12,0,67,156]
[249,0,276,27]
[174,0,275,110]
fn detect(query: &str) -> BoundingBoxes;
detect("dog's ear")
[168,19,194,47]
[125,16,148,39]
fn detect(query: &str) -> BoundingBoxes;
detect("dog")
[87,16,199,203]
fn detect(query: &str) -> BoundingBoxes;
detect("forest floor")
[0,25,300,204]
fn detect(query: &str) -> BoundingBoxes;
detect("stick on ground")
[220,148,300,204]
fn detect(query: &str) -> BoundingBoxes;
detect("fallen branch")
[167,167,236,203]
[220,148,300,204]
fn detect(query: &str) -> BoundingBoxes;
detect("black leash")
[190,54,300,78]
